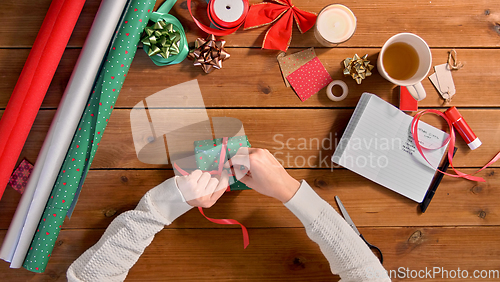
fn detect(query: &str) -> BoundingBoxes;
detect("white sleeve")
[284,181,391,282]
[66,177,192,282]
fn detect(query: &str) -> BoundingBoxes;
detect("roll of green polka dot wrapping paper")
[23,0,156,273]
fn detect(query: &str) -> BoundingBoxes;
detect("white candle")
[315,4,356,46]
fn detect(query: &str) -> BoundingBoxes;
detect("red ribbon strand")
[198,207,250,249]
[411,109,500,182]
[243,0,317,51]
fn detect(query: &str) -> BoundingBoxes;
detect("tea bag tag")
[429,63,456,101]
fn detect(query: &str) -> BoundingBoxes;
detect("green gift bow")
[142,21,181,58]
[22,0,156,273]
[194,136,251,191]
[142,0,188,66]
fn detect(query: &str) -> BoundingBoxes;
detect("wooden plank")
[94,108,500,168]
[1,0,499,48]
[2,48,500,109]
[1,168,497,230]
[0,50,77,110]
[118,48,500,108]
[6,108,499,170]
[0,1,496,280]
[0,1,99,48]
[1,227,499,281]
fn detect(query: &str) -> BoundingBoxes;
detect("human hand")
[225,148,300,203]
[176,170,229,208]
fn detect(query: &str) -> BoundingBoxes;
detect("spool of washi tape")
[188,0,249,36]
[326,80,349,101]
[314,4,356,46]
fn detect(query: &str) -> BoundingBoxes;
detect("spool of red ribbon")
[188,0,249,36]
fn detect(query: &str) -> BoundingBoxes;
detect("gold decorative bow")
[141,20,181,59]
[188,34,230,74]
[343,54,374,84]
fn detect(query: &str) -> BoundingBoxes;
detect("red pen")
[444,107,482,150]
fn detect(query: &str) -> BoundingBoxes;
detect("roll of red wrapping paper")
[0,0,86,200]
[23,0,155,272]
[188,0,249,36]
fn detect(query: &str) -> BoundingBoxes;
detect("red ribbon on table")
[0,0,86,200]
[187,0,249,36]
[243,0,317,52]
[411,109,500,182]
[174,137,250,249]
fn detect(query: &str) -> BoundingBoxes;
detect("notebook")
[332,93,449,202]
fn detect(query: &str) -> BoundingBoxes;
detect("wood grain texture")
[80,108,500,168]
[1,227,499,281]
[0,0,499,280]
[1,0,499,48]
[6,108,499,170]
[0,0,99,48]
[1,169,497,230]
[2,48,500,109]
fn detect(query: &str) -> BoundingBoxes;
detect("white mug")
[377,33,432,101]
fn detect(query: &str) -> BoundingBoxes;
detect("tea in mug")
[382,42,419,80]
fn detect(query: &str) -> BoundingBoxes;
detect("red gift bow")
[243,0,317,52]
[174,137,249,249]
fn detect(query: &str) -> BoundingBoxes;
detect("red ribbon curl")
[411,109,500,182]
[243,0,317,52]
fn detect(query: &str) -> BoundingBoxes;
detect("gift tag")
[429,63,456,101]
[435,64,456,95]
[429,73,450,101]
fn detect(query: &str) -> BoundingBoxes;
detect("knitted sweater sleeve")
[284,181,391,282]
[66,177,192,282]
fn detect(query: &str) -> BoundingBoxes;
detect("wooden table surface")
[1,0,500,281]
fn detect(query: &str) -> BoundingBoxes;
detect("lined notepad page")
[332,93,449,202]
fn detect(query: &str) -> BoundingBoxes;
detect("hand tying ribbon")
[174,137,233,180]
[244,0,317,52]
[174,137,250,249]
[411,110,500,182]
[141,0,189,66]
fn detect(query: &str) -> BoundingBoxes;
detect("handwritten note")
[332,93,449,203]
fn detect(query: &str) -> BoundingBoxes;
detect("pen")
[420,147,458,213]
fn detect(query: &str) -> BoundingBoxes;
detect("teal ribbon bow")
[142,0,189,66]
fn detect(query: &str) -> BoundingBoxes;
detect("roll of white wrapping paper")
[314,4,356,46]
[0,0,129,268]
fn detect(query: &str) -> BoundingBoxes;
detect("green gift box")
[194,136,251,191]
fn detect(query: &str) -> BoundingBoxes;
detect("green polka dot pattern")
[23,0,156,273]
[194,136,251,190]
